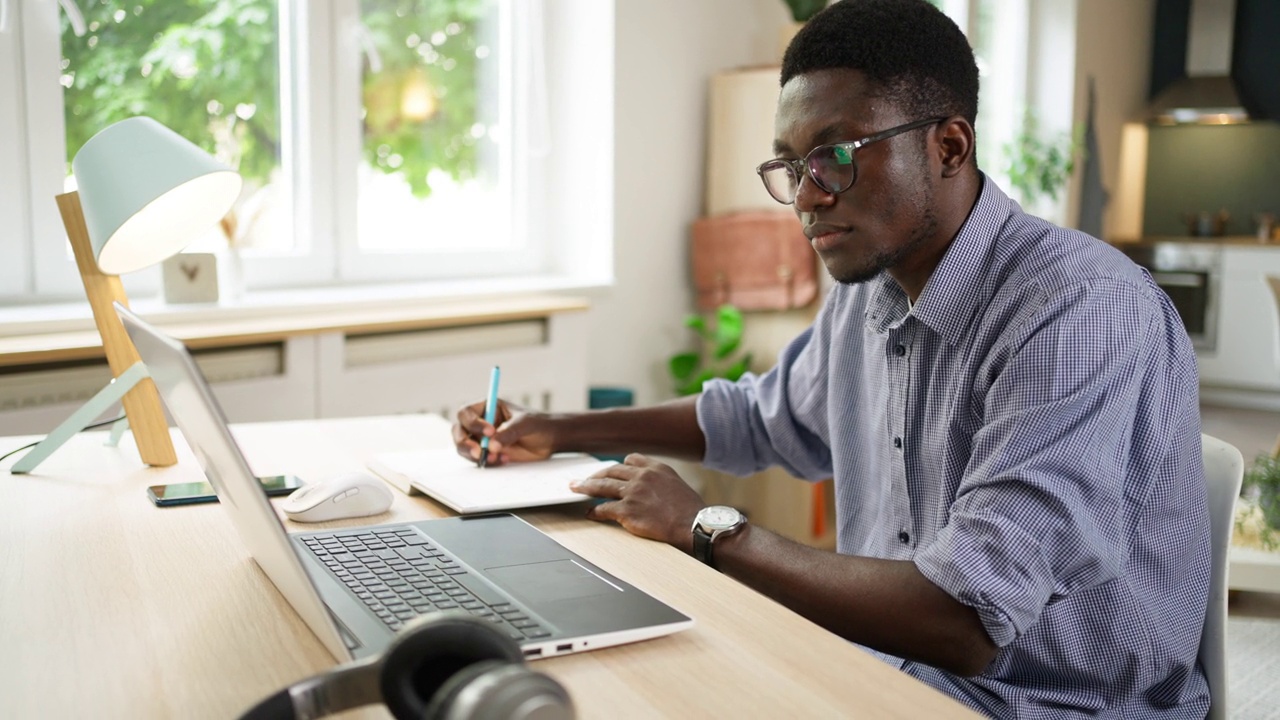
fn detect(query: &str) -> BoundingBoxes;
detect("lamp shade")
[71,116,242,275]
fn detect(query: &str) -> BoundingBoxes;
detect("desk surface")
[0,415,973,719]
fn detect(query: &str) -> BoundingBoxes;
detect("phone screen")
[147,475,303,507]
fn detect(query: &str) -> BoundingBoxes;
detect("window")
[930,0,1078,220]
[0,0,29,296]
[1,0,610,303]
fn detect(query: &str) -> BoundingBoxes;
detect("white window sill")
[0,272,612,338]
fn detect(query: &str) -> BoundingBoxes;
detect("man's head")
[767,0,980,295]
[781,0,979,129]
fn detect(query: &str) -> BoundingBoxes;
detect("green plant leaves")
[668,352,700,382]
[713,304,744,360]
[724,354,754,382]
[668,304,753,396]
[1243,453,1280,550]
[61,0,486,200]
[783,0,827,22]
[1001,110,1083,205]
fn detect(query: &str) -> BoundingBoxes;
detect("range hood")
[1148,0,1249,125]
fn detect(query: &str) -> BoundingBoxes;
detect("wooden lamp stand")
[10,191,176,473]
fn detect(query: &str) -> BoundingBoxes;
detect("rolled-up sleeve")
[914,280,1155,646]
[697,310,835,482]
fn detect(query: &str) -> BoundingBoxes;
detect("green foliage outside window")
[1002,111,1083,206]
[62,0,282,183]
[358,0,489,197]
[61,0,487,198]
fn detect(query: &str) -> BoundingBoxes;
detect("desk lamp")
[12,117,242,473]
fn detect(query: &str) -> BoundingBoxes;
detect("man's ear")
[936,116,975,178]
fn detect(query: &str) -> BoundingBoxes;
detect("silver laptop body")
[116,302,692,662]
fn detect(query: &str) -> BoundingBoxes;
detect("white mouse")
[281,471,394,523]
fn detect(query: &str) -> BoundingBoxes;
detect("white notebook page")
[368,448,616,514]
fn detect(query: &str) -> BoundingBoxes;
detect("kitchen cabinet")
[1197,246,1280,398]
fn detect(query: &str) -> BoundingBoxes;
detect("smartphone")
[147,475,304,507]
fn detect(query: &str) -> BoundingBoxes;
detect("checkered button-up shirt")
[697,178,1211,718]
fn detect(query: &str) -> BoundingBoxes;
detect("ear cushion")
[424,661,573,720]
[381,613,525,720]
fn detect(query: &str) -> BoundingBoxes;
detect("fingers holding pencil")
[451,396,559,467]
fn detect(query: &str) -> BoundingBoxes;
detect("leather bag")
[691,211,819,311]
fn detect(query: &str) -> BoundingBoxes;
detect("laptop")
[116,302,693,662]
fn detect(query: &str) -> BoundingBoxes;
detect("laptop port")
[556,643,573,652]
[523,648,543,658]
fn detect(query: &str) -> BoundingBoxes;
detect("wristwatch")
[691,505,747,570]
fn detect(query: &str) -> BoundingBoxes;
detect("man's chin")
[826,262,882,286]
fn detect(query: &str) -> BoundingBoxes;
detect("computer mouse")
[281,471,394,523]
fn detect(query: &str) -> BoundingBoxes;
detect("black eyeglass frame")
[755,117,948,205]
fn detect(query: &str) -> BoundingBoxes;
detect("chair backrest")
[1199,433,1244,720]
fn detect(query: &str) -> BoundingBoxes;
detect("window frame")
[5,0,568,303]
[329,0,544,284]
[937,0,1080,221]
[0,0,31,298]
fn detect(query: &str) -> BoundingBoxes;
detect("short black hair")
[780,0,979,127]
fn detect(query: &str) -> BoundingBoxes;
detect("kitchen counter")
[1107,240,1280,404]
[1110,235,1280,248]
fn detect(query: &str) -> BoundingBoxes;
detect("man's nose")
[793,171,835,213]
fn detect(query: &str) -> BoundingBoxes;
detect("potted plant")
[668,304,754,396]
[783,0,827,22]
[776,1,827,60]
[1240,453,1280,550]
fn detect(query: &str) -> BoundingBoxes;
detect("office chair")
[1199,433,1244,720]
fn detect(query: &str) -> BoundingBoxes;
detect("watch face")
[698,505,742,531]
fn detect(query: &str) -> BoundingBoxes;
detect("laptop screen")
[116,302,352,661]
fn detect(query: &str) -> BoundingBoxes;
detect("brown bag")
[691,211,819,311]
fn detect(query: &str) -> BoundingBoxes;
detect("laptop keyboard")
[299,526,551,641]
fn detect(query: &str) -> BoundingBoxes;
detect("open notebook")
[369,448,616,514]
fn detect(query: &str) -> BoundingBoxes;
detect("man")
[453,0,1211,716]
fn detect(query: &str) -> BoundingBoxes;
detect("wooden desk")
[0,415,974,719]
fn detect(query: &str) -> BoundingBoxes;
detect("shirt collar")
[909,175,1015,345]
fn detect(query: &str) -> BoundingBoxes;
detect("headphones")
[239,613,574,720]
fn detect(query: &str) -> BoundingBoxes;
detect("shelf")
[1229,545,1280,593]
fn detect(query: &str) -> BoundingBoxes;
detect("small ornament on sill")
[162,252,220,304]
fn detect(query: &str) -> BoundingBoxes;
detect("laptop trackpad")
[485,559,619,603]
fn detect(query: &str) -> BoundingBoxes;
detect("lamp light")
[12,116,242,474]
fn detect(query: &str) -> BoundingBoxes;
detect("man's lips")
[804,223,850,251]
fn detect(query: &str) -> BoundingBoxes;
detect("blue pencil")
[478,365,500,468]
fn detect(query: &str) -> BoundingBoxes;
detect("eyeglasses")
[756,117,946,205]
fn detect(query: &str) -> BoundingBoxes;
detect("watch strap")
[692,525,716,569]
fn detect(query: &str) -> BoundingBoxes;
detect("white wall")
[585,0,790,406]
[1067,0,1156,237]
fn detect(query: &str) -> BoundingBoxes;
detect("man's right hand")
[451,399,557,466]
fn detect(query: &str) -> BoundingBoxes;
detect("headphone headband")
[239,613,572,720]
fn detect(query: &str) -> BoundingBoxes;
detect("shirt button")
[894,344,906,357]
[898,531,910,544]
[893,437,902,449]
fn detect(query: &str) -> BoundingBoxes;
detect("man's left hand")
[570,454,705,554]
